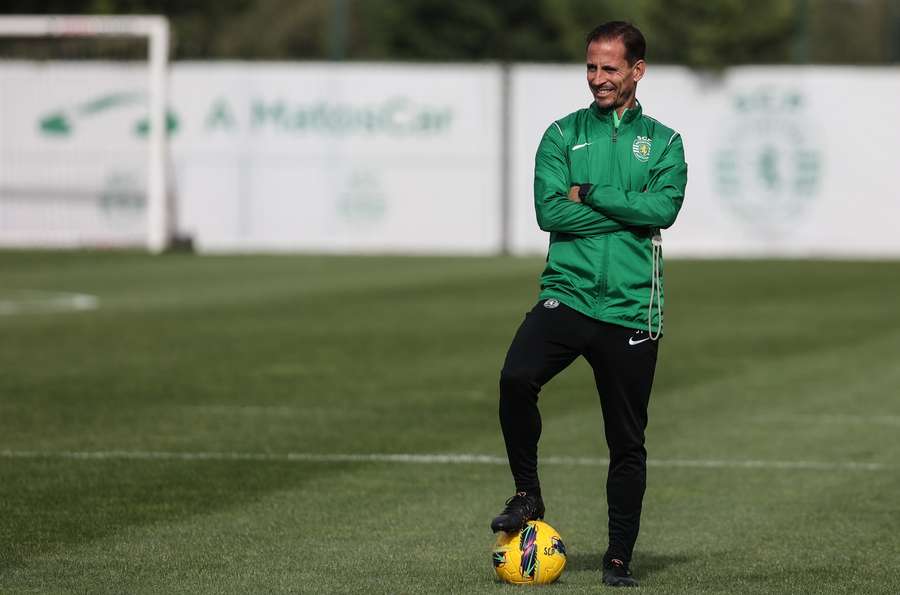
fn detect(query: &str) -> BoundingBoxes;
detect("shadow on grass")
[0,457,346,575]
[567,550,692,578]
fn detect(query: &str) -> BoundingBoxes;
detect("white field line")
[0,291,98,315]
[0,449,891,472]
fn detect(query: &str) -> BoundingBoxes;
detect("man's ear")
[632,60,646,83]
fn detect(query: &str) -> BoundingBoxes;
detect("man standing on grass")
[490,21,687,587]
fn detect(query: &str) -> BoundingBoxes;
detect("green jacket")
[534,101,687,333]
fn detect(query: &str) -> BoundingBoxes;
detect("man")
[490,21,687,588]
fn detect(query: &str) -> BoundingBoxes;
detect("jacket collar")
[589,100,642,126]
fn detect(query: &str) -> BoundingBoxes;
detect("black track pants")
[498,300,659,562]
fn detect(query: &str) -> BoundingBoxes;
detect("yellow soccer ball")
[492,520,567,585]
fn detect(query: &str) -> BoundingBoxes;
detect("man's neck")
[613,104,632,128]
[615,100,636,118]
[612,98,639,128]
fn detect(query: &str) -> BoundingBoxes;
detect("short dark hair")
[585,21,646,65]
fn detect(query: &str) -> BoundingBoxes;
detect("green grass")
[1,251,899,594]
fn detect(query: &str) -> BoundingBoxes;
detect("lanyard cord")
[648,231,663,340]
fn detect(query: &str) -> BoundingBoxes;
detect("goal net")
[0,15,171,252]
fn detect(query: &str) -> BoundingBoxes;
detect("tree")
[2,0,896,65]
[642,0,795,68]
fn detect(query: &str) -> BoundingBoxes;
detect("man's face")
[586,37,645,112]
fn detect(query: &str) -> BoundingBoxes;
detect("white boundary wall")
[1,60,899,257]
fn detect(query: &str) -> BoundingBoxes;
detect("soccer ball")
[492,520,567,585]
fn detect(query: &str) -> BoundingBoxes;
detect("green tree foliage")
[806,0,898,63]
[1,0,897,65]
[642,0,795,67]
[203,0,329,59]
[349,0,635,61]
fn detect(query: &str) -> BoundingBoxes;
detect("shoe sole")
[490,520,523,533]
[490,512,544,534]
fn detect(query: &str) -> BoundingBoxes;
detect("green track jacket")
[534,101,687,333]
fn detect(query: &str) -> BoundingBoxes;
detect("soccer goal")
[0,15,172,252]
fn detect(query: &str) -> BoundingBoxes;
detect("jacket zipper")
[597,123,617,310]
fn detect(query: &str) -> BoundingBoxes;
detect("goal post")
[0,15,171,253]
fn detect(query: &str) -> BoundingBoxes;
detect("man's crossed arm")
[534,124,687,236]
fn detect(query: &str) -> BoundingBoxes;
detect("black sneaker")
[490,491,545,533]
[602,557,638,587]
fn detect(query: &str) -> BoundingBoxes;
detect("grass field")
[1,251,899,594]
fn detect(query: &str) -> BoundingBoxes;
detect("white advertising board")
[0,61,503,253]
[171,62,502,252]
[510,65,900,258]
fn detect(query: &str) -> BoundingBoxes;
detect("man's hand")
[568,183,593,203]
[568,185,582,203]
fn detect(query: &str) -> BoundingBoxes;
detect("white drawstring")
[648,231,663,340]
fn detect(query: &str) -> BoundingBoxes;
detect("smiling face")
[586,37,645,115]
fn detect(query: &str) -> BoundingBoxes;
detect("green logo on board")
[98,170,144,214]
[204,97,453,136]
[713,89,822,237]
[336,170,388,224]
[39,91,179,138]
[38,93,451,138]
